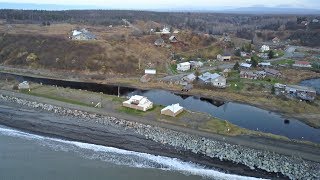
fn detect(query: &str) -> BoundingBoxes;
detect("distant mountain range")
[0,2,319,15]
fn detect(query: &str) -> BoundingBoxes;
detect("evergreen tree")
[268,50,275,59]
[233,61,240,70]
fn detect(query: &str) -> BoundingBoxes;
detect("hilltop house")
[293,61,312,68]
[217,53,231,61]
[71,29,96,40]
[122,95,153,111]
[177,62,191,71]
[169,36,178,43]
[154,38,165,46]
[199,72,226,88]
[260,45,270,52]
[161,103,184,117]
[161,27,171,34]
[18,81,30,90]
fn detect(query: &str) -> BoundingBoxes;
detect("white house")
[161,103,184,117]
[161,27,171,34]
[177,62,191,71]
[145,69,156,75]
[312,19,319,23]
[18,81,30,90]
[260,45,270,52]
[122,95,153,111]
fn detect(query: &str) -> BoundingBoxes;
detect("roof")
[169,36,177,41]
[264,68,280,75]
[178,62,191,66]
[286,85,316,92]
[240,71,256,76]
[185,73,196,80]
[240,63,252,68]
[145,69,156,74]
[199,72,221,82]
[161,103,183,113]
[154,38,164,45]
[259,62,271,66]
[294,61,310,65]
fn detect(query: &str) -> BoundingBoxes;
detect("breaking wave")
[0,126,264,180]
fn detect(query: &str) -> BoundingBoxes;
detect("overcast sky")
[0,0,319,9]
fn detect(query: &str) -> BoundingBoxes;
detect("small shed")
[161,103,184,117]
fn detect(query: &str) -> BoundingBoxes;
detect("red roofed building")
[293,61,312,68]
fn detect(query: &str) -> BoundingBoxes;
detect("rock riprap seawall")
[0,94,319,179]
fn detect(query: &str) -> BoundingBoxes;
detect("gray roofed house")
[154,38,165,46]
[182,73,196,83]
[199,72,226,88]
[285,85,316,101]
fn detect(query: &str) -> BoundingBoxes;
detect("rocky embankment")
[0,94,319,179]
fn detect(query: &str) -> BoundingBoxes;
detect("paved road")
[161,63,234,82]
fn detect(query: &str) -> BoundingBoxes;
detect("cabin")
[169,36,178,43]
[122,95,153,111]
[189,61,203,69]
[177,62,191,71]
[18,81,30,90]
[240,71,258,79]
[161,103,184,117]
[217,53,231,61]
[264,68,281,77]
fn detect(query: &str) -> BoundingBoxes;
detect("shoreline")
[0,93,319,179]
[0,70,319,129]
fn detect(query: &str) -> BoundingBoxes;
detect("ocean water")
[0,126,262,180]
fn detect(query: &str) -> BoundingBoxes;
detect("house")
[169,36,178,43]
[240,71,258,79]
[241,52,250,57]
[285,85,316,101]
[240,63,252,69]
[217,53,231,61]
[71,29,96,40]
[258,62,271,67]
[264,68,281,77]
[161,103,184,117]
[189,61,203,69]
[122,95,153,111]
[293,61,312,68]
[177,62,191,71]
[312,19,319,23]
[145,69,156,75]
[257,53,269,59]
[161,27,171,34]
[260,45,270,52]
[154,38,165,46]
[182,73,196,83]
[199,72,226,88]
[256,71,266,79]
[272,37,280,44]
[18,81,30,90]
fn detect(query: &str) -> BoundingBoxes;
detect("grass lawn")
[272,59,295,66]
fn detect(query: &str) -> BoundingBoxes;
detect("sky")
[0,0,319,10]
